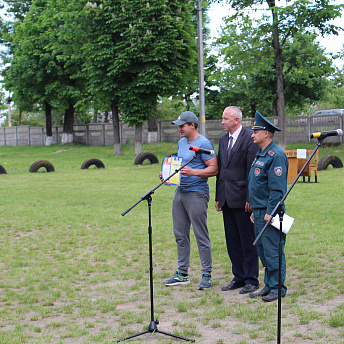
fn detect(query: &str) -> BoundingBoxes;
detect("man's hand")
[264,214,273,223]
[245,202,252,213]
[180,166,194,176]
[215,201,222,212]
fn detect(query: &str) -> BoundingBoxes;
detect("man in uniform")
[248,111,288,302]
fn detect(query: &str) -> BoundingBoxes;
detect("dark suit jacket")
[216,126,259,208]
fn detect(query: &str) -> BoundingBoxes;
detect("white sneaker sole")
[164,281,190,286]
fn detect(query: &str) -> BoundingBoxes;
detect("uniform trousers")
[222,202,259,285]
[172,190,212,275]
[253,208,287,296]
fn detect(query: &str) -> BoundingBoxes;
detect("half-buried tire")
[134,152,159,165]
[81,158,105,169]
[0,165,7,174]
[317,155,343,171]
[29,160,55,173]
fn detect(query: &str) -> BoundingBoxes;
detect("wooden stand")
[286,156,298,184]
[284,150,319,183]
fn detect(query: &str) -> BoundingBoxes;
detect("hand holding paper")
[271,213,295,234]
[161,156,183,186]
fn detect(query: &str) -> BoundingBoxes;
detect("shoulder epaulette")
[268,150,275,156]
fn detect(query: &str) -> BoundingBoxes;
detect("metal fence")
[0,114,342,147]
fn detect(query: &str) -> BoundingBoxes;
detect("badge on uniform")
[254,168,261,176]
[274,166,283,176]
[255,160,265,167]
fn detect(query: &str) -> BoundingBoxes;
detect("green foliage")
[213,0,342,147]
[322,67,344,109]
[83,0,198,126]
[2,0,90,132]
[212,14,335,117]
[3,108,46,127]
[156,96,187,119]
[1,0,32,21]
[0,88,7,110]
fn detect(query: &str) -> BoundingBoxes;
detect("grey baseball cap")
[171,111,199,125]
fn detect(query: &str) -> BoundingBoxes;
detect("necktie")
[227,135,233,160]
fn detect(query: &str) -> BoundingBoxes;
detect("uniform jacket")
[248,140,288,214]
[216,126,259,208]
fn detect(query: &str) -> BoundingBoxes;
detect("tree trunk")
[250,103,256,118]
[272,98,278,117]
[45,101,53,146]
[269,1,286,149]
[103,111,109,123]
[18,110,22,126]
[111,100,121,156]
[93,106,98,123]
[135,122,143,155]
[184,94,191,111]
[61,103,74,144]
[147,109,158,144]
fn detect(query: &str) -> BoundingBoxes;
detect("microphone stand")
[253,138,324,344]
[117,153,200,343]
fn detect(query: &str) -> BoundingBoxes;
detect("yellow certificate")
[161,156,183,186]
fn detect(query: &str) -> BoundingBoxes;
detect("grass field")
[0,141,343,344]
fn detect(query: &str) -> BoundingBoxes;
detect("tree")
[82,0,125,156]
[322,67,344,109]
[3,3,57,139]
[215,0,342,148]
[42,0,89,143]
[83,0,198,154]
[118,0,198,154]
[3,0,87,144]
[213,15,333,118]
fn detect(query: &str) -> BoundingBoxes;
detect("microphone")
[189,146,215,156]
[309,129,343,139]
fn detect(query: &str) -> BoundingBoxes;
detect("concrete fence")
[0,114,343,147]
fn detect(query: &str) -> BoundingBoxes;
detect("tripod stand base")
[116,320,195,342]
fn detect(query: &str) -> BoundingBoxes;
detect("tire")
[81,158,105,169]
[29,160,55,173]
[134,152,159,165]
[317,155,343,171]
[0,165,7,174]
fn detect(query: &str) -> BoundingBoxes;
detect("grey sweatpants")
[172,190,212,275]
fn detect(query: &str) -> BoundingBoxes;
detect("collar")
[229,125,242,141]
[258,140,275,156]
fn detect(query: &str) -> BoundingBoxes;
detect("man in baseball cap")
[161,110,217,290]
[171,111,199,126]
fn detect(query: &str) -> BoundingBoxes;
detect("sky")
[208,0,344,69]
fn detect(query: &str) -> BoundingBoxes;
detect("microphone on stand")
[188,146,216,156]
[309,129,343,139]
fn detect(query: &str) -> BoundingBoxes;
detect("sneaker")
[198,274,212,290]
[163,271,190,286]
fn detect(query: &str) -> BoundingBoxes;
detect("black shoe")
[239,284,259,294]
[262,292,280,302]
[221,280,245,291]
[249,287,270,298]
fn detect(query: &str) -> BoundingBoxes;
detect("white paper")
[271,213,294,234]
[297,149,307,159]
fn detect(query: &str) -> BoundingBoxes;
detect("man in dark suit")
[215,106,260,294]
